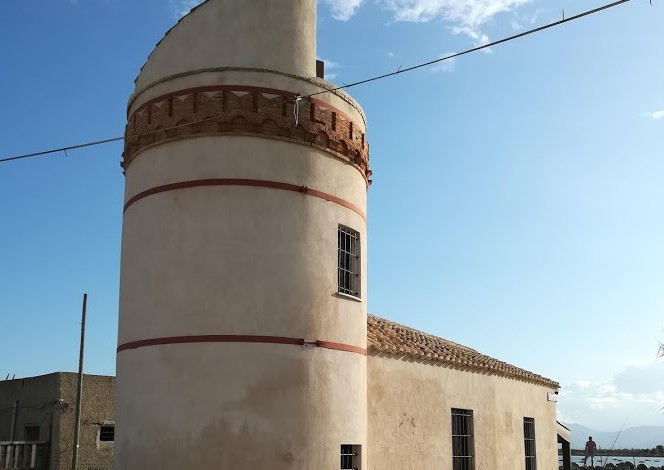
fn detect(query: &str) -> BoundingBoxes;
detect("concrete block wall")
[0,373,115,470]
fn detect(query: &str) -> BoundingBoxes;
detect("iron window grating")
[340,444,361,470]
[524,417,537,470]
[452,408,475,470]
[99,425,115,442]
[24,426,40,441]
[338,225,361,298]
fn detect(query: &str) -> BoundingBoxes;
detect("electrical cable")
[307,0,634,97]
[0,137,125,164]
[0,0,639,165]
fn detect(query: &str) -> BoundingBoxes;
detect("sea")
[563,455,664,466]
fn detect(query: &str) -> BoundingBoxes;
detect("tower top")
[134,0,317,92]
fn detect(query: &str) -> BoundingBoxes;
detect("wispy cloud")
[451,26,493,50]
[647,110,664,120]
[558,360,664,429]
[171,0,203,18]
[383,0,530,25]
[431,53,457,73]
[511,8,543,31]
[317,57,341,80]
[172,1,531,48]
[388,0,532,44]
[321,0,365,21]
[324,0,532,44]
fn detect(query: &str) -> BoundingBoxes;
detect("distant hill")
[567,423,664,450]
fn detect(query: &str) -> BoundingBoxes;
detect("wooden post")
[562,441,572,470]
[71,293,87,470]
[9,399,18,441]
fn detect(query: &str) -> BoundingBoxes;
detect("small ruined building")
[0,373,114,470]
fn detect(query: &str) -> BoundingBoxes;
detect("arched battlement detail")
[123,85,371,181]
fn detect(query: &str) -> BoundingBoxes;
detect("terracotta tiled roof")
[367,315,559,389]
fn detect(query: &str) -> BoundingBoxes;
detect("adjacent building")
[0,373,114,470]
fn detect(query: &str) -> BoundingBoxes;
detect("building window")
[451,408,475,470]
[99,425,115,442]
[340,444,361,470]
[338,225,361,298]
[24,426,40,441]
[524,418,537,470]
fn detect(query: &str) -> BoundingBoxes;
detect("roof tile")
[367,315,559,389]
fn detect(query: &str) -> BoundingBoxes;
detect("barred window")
[452,408,475,470]
[338,225,361,298]
[524,418,537,470]
[340,444,361,470]
[24,426,40,441]
[99,425,115,442]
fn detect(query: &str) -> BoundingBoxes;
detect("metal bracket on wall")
[293,94,303,126]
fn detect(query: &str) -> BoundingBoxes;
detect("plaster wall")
[119,137,367,347]
[0,374,58,443]
[116,344,366,469]
[368,356,559,470]
[117,134,368,468]
[0,373,115,470]
[118,0,369,466]
[135,0,317,90]
[56,374,115,470]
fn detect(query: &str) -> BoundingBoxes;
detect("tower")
[116,0,371,468]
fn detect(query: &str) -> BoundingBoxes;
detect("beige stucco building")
[115,0,567,469]
[367,316,562,469]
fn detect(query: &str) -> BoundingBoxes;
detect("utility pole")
[71,293,87,470]
[9,377,24,442]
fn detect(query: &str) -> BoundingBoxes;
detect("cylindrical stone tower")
[116,1,371,468]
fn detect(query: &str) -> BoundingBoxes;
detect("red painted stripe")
[117,335,367,356]
[314,340,367,356]
[123,178,367,221]
[133,85,296,116]
[117,335,303,352]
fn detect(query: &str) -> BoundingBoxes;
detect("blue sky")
[1,0,663,431]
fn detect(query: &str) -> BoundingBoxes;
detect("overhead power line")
[307,0,635,98]
[0,137,125,164]
[0,0,639,165]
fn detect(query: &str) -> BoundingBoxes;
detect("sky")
[0,0,663,432]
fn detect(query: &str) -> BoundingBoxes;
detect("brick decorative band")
[117,335,367,356]
[123,178,367,221]
[123,85,371,181]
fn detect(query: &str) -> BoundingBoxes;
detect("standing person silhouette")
[583,436,597,467]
